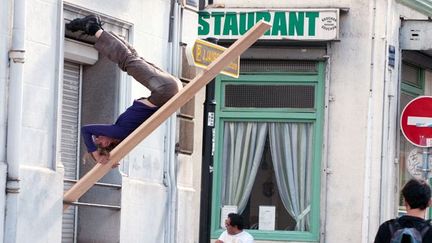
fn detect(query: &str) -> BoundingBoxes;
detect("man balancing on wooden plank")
[66,15,182,165]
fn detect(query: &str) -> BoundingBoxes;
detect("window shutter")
[61,61,81,243]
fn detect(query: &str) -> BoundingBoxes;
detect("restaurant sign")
[198,9,339,41]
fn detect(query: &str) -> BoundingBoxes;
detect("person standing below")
[374,179,432,243]
[216,213,254,243]
[65,15,182,164]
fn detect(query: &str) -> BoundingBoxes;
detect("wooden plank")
[63,20,272,210]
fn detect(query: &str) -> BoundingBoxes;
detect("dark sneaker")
[66,15,103,36]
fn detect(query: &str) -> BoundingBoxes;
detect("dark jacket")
[81,100,157,152]
[374,215,432,243]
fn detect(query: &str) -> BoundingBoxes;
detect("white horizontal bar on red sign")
[408,116,432,127]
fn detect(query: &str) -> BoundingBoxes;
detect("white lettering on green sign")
[198,10,339,40]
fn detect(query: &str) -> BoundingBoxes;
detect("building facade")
[200,0,432,243]
[1,0,201,242]
[0,0,432,243]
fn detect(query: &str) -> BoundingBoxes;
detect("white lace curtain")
[221,121,313,231]
[269,123,312,231]
[221,122,268,213]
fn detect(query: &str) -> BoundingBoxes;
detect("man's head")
[402,179,431,210]
[225,213,244,235]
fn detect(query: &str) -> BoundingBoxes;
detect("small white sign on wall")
[259,206,276,230]
[221,205,238,229]
[182,0,198,11]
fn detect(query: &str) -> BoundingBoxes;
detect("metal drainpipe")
[378,0,393,223]
[322,47,332,243]
[362,0,378,242]
[165,1,181,242]
[171,3,181,242]
[5,0,26,241]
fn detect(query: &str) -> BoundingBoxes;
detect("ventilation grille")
[241,59,317,73]
[225,84,315,108]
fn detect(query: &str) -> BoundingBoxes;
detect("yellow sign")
[192,39,240,78]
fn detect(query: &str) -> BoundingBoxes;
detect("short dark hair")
[402,179,431,210]
[228,213,244,230]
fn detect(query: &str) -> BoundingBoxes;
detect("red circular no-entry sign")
[401,96,432,147]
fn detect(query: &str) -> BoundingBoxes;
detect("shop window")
[211,61,324,241]
[398,62,425,213]
[400,62,424,95]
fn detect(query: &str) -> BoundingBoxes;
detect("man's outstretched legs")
[66,15,181,107]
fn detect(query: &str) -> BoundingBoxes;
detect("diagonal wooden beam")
[63,20,272,210]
